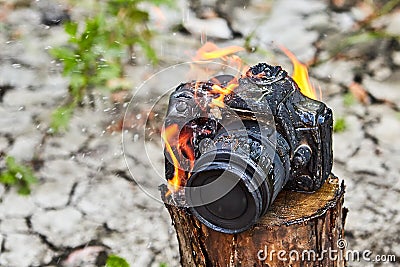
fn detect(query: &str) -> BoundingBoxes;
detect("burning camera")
[163,63,333,234]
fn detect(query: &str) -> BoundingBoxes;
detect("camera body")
[164,63,333,233]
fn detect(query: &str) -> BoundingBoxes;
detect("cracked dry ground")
[1,0,400,266]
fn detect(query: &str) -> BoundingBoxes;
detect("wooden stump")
[163,175,346,267]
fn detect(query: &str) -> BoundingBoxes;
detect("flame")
[193,42,245,61]
[279,46,318,100]
[190,42,245,108]
[162,124,195,192]
[178,128,195,168]
[163,42,245,193]
[190,42,248,78]
[162,124,181,191]
[210,83,238,108]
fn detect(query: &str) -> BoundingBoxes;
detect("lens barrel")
[185,123,290,234]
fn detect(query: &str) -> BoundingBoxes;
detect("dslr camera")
[164,63,333,233]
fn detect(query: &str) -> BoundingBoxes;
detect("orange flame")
[162,124,195,192]
[191,42,245,108]
[193,42,245,61]
[191,42,249,78]
[279,46,318,100]
[178,128,195,168]
[164,43,246,194]
[161,124,181,191]
[210,83,238,108]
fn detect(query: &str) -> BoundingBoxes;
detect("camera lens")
[185,122,290,233]
[186,151,264,233]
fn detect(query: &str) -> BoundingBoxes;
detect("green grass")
[50,0,175,133]
[105,255,130,267]
[333,117,347,133]
[0,156,38,195]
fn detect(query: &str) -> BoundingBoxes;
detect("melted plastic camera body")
[164,63,333,233]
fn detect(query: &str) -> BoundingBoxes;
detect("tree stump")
[163,175,346,267]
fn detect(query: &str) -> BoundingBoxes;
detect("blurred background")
[0,0,399,266]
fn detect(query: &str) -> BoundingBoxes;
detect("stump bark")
[164,175,346,267]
